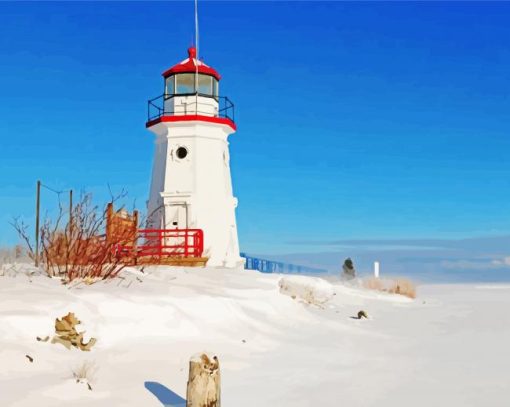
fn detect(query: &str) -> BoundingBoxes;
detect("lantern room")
[163,46,220,96]
[165,72,218,97]
[147,47,234,127]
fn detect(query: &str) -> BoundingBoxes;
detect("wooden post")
[35,180,41,267]
[69,189,73,232]
[132,210,139,264]
[105,203,113,245]
[186,353,221,407]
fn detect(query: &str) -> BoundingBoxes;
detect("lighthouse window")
[165,76,175,96]
[173,73,217,97]
[213,79,219,97]
[198,75,213,96]
[175,73,195,94]
[176,147,188,159]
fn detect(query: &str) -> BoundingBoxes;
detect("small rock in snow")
[358,310,368,319]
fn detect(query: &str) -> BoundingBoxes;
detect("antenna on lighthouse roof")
[194,0,199,111]
[194,0,199,58]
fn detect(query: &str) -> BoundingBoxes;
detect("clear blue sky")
[1,1,510,258]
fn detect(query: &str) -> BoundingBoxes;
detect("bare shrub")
[363,277,416,299]
[12,191,135,283]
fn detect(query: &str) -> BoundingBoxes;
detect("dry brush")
[12,191,136,283]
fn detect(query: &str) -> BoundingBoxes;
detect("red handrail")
[114,228,204,261]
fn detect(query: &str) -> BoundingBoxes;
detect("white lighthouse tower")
[146,47,243,268]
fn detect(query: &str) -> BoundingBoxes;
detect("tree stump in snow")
[186,353,221,407]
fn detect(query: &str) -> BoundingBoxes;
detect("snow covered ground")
[1,264,509,406]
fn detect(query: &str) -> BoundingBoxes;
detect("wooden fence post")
[35,180,41,267]
[186,353,221,407]
[105,203,113,244]
[132,210,139,264]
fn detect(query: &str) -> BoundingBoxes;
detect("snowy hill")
[1,264,509,406]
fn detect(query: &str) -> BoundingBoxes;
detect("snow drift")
[278,275,335,306]
[1,264,509,407]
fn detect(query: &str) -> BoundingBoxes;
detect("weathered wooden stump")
[186,353,221,407]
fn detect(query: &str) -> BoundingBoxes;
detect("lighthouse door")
[163,203,190,256]
[164,203,189,230]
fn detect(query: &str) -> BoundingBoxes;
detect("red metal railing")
[138,228,204,258]
[113,228,204,261]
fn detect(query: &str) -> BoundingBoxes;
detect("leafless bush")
[363,277,416,299]
[12,191,135,283]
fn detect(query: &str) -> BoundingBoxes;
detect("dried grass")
[388,278,416,298]
[72,360,97,385]
[363,276,385,291]
[363,277,416,299]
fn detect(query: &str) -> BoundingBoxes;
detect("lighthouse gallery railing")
[147,93,235,123]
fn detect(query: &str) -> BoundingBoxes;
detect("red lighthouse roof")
[162,47,221,81]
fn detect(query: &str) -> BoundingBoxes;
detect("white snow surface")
[1,264,509,406]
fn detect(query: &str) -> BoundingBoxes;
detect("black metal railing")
[147,93,235,123]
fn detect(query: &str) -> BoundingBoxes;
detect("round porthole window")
[176,147,188,159]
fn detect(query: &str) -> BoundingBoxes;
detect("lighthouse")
[145,47,243,268]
